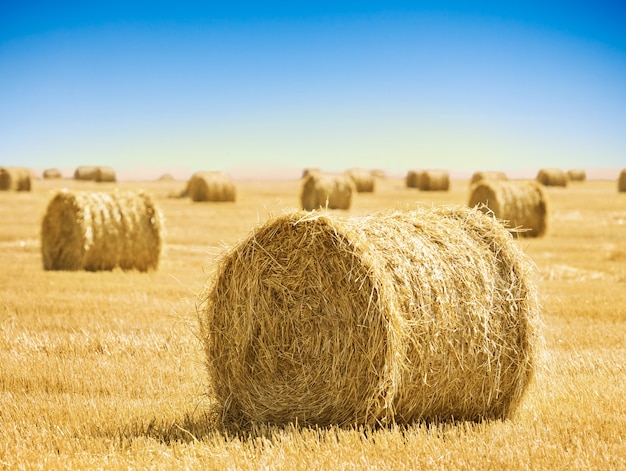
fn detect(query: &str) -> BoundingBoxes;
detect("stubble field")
[1,174,625,470]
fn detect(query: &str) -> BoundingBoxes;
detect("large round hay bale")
[300,173,354,210]
[74,166,100,181]
[0,167,32,191]
[41,189,163,272]
[199,206,540,427]
[567,169,586,182]
[470,171,508,185]
[420,170,450,191]
[469,180,548,238]
[536,168,568,187]
[345,168,375,193]
[619,169,626,192]
[96,166,116,182]
[405,170,423,188]
[43,168,63,179]
[187,171,236,202]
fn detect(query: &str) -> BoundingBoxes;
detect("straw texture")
[469,180,548,238]
[187,172,236,202]
[41,189,163,271]
[300,173,354,210]
[199,206,540,427]
[536,168,568,187]
[0,167,32,191]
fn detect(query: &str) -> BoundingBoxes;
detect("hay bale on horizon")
[199,206,540,427]
[96,166,116,182]
[405,170,423,188]
[73,166,117,182]
[619,169,626,192]
[41,189,163,271]
[469,180,548,238]
[470,171,508,185]
[567,169,586,182]
[345,168,375,193]
[0,167,32,191]
[420,170,450,191]
[300,173,354,210]
[187,171,236,202]
[536,168,568,187]
[301,168,321,179]
[43,168,63,179]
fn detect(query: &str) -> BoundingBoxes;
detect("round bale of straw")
[300,173,354,210]
[43,168,63,179]
[420,170,450,191]
[567,169,586,182]
[469,180,548,238]
[619,169,626,193]
[96,166,116,182]
[536,168,568,187]
[187,171,236,202]
[345,168,375,193]
[470,171,508,185]
[41,189,163,271]
[0,167,32,191]
[405,170,423,188]
[199,206,540,427]
[74,166,99,181]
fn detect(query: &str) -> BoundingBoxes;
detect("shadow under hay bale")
[187,171,236,202]
[199,206,540,427]
[300,173,354,210]
[345,169,375,193]
[536,168,568,187]
[419,170,450,191]
[470,171,508,185]
[618,169,626,192]
[405,170,422,188]
[567,169,586,182]
[41,189,163,271]
[468,180,548,238]
[0,167,32,191]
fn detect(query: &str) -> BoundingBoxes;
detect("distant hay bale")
[0,167,32,191]
[345,168,375,193]
[73,166,116,182]
[158,173,174,181]
[187,171,236,202]
[43,168,63,179]
[370,169,386,179]
[300,173,354,210]
[405,170,423,188]
[199,206,540,427]
[302,168,321,179]
[470,171,508,185]
[567,169,586,182]
[41,189,163,271]
[469,180,548,238]
[420,170,450,191]
[619,169,626,192]
[96,166,116,182]
[536,168,568,187]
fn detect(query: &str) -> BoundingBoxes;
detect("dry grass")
[1,175,625,469]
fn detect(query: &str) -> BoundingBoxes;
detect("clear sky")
[1,1,625,179]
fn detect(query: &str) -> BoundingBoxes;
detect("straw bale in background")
[301,168,321,179]
[469,180,548,238]
[43,168,63,179]
[96,167,116,182]
[41,189,163,271]
[345,168,375,193]
[567,169,586,182]
[187,171,236,202]
[619,169,626,192]
[199,206,540,427]
[73,166,117,182]
[405,170,423,188]
[300,173,354,210]
[536,168,568,187]
[0,167,32,191]
[470,171,508,185]
[419,170,450,191]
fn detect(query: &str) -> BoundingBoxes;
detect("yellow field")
[1,176,625,470]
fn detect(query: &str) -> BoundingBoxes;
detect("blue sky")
[1,1,625,179]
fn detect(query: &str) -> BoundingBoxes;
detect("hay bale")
[199,206,540,427]
[370,169,386,179]
[420,170,450,191]
[0,167,32,191]
[41,189,163,271]
[469,180,548,238]
[345,168,375,193]
[300,173,354,210]
[536,168,568,187]
[302,168,321,179]
[43,168,63,179]
[96,166,116,182]
[619,169,626,192]
[74,166,100,181]
[567,169,586,182]
[187,171,236,202]
[470,171,508,185]
[405,170,423,188]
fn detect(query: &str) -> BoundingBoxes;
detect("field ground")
[1,176,625,469]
